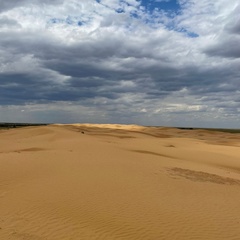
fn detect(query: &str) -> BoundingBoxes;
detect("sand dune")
[0,124,240,239]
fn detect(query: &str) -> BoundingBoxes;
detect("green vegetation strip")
[0,123,48,129]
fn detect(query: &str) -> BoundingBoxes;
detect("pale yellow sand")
[0,124,240,240]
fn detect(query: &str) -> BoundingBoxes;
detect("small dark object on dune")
[166,144,175,148]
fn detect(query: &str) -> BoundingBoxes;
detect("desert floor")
[0,124,240,240]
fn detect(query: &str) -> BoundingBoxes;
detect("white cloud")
[0,0,239,127]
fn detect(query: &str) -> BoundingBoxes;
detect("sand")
[0,124,240,240]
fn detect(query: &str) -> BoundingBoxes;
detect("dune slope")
[0,124,240,240]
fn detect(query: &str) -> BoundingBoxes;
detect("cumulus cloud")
[0,0,239,127]
[0,0,64,13]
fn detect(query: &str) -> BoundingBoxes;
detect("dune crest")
[55,123,146,131]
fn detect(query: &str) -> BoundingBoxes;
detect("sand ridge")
[0,124,240,239]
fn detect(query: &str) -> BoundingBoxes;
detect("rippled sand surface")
[0,124,240,239]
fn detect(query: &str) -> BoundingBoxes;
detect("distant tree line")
[0,123,48,129]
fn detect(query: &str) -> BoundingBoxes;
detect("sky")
[0,0,239,128]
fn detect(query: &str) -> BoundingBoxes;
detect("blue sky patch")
[176,28,199,38]
[49,17,86,27]
[140,0,180,13]
[78,21,84,26]
[115,8,125,13]
[186,32,199,38]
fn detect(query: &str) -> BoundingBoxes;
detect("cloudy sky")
[0,0,239,127]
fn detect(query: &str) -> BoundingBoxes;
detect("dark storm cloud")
[204,37,240,59]
[0,73,50,105]
[1,14,234,104]
[0,21,239,109]
[227,20,240,35]
[0,72,138,105]
[0,31,238,106]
